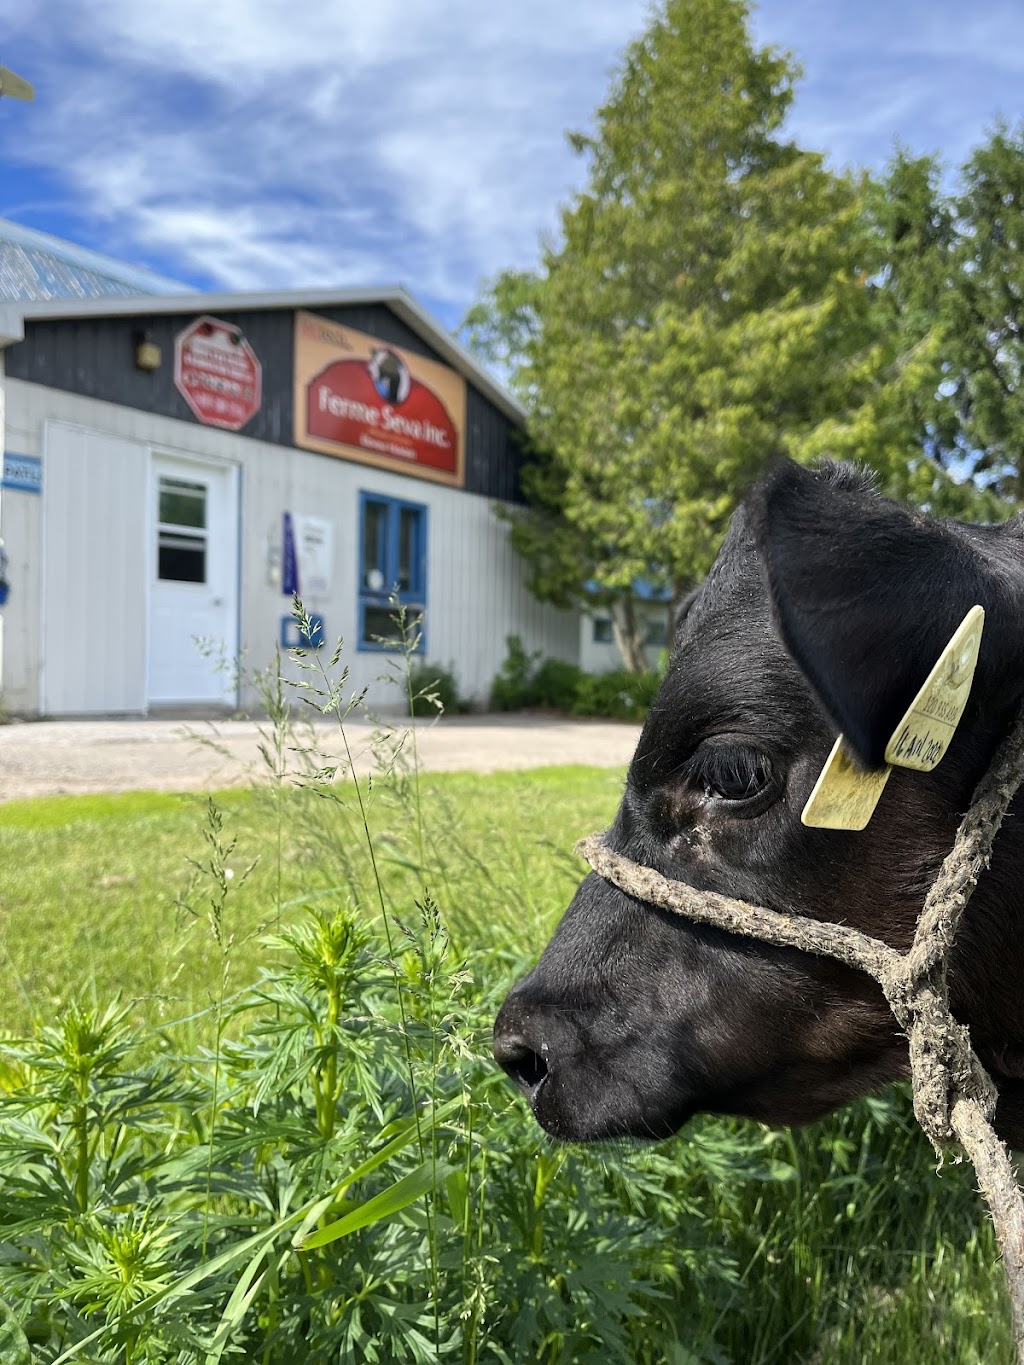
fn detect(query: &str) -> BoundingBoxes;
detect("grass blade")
[202,1266,268,1365]
[300,1159,452,1251]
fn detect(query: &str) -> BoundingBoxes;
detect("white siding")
[4,379,580,715]
[1,362,44,714]
[42,424,148,713]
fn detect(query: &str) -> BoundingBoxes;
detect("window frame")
[357,491,428,653]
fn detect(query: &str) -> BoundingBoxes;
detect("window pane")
[362,501,387,591]
[362,603,424,650]
[159,478,206,529]
[592,617,614,644]
[159,533,206,583]
[645,617,667,647]
[397,507,419,592]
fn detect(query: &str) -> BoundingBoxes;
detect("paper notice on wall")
[295,516,334,597]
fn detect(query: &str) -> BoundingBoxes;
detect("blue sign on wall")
[280,613,325,650]
[2,452,42,494]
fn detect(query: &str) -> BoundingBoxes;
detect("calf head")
[494,459,1024,1145]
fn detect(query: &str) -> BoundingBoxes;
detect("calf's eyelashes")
[688,740,776,807]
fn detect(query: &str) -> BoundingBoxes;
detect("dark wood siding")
[5,304,524,501]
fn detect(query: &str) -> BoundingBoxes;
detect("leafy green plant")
[531,657,584,711]
[407,660,462,717]
[571,668,661,721]
[489,634,541,710]
[488,637,658,719]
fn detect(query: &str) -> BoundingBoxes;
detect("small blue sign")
[280,613,325,650]
[2,452,42,494]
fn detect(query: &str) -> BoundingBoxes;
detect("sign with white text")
[293,311,465,486]
[2,452,42,494]
[175,316,262,431]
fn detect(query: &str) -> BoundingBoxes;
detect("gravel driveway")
[0,714,642,802]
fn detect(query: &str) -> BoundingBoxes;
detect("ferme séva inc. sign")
[293,311,466,486]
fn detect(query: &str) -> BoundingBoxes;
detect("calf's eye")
[691,742,775,805]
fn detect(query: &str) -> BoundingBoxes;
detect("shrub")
[571,668,662,721]
[408,660,461,716]
[531,656,585,711]
[488,637,661,720]
[489,634,541,710]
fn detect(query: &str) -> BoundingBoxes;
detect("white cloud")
[2,0,649,313]
[4,0,1024,320]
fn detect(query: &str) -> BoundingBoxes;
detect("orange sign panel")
[293,311,465,486]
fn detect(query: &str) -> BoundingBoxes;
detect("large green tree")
[466,0,921,667]
[878,128,1024,511]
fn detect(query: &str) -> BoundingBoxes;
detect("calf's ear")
[750,459,1012,770]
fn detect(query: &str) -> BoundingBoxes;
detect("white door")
[147,455,239,706]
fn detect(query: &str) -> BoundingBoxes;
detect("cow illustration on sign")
[369,348,410,404]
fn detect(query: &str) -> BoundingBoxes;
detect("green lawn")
[0,765,624,1039]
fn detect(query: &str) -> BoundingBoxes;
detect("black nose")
[493,1025,549,1101]
[494,990,578,1104]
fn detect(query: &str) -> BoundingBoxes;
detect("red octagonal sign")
[174,315,262,431]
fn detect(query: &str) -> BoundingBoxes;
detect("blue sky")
[2,0,1023,331]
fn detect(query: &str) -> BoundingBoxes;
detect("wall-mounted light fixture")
[134,332,162,371]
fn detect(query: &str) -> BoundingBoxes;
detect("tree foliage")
[466,0,924,662]
[877,128,1024,512]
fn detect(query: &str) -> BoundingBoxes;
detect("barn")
[0,281,580,716]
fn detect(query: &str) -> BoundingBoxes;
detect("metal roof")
[0,217,186,303]
[0,282,525,424]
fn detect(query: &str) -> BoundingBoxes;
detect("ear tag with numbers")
[801,604,985,831]
[801,736,892,830]
[884,605,985,772]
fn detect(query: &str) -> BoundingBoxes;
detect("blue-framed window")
[358,492,427,651]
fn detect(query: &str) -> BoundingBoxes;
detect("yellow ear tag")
[884,605,985,772]
[801,736,891,830]
[801,604,985,830]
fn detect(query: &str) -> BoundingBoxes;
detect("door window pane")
[158,533,206,583]
[159,478,206,529]
[157,474,208,582]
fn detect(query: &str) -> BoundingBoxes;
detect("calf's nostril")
[493,1030,549,1099]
